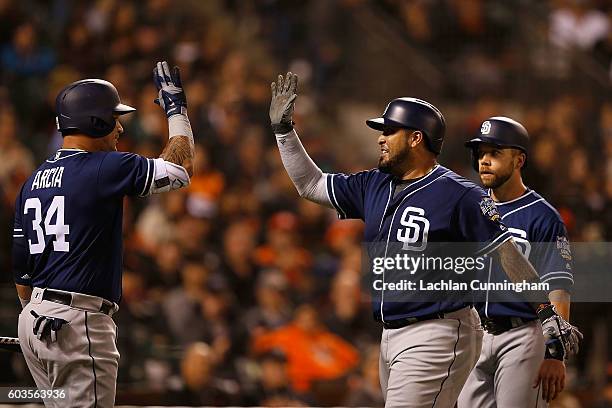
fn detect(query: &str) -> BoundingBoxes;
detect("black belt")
[43,289,114,315]
[382,306,470,330]
[481,316,536,335]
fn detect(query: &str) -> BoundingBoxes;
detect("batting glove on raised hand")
[270,72,298,134]
[538,304,583,360]
[153,61,187,118]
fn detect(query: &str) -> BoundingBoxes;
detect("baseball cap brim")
[113,103,136,115]
[464,136,527,153]
[366,117,406,131]
[464,137,493,148]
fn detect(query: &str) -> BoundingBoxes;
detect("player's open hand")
[153,61,187,118]
[270,72,298,134]
[533,359,565,402]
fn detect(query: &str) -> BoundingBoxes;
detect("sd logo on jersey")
[397,206,430,251]
[508,227,531,258]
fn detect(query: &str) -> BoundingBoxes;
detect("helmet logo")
[480,121,491,135]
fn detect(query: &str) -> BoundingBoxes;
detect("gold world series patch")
[479,196,501,223]
[556,235,572,261]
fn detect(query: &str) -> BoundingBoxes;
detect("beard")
[378,148,410,175]
[480,167,513,189]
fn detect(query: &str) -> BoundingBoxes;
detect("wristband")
[271,121,294,134]
[168,113,194,144]
[536,303,556,321]
[544,338,565,361]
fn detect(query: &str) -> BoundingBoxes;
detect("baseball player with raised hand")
[12,61,194,407]
[269,72,570,407]
[458,117,582,407]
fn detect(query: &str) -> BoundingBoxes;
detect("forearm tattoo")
[497,240,541,283]
[160,136,193,169]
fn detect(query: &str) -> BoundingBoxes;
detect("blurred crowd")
[0,0,611,407]
[382,0,612,244]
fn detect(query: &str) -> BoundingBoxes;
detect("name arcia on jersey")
[31,167,64,190]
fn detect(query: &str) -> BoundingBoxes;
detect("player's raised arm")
[153,60,195,178]
[269,72,333,208]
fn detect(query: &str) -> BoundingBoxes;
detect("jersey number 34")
[24,196,70,254]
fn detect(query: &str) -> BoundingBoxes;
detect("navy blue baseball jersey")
[326,164,512,322]
[12,148,156,303]
[479,189,573,319]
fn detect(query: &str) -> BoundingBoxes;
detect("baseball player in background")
[12,61,194,407]
[458,117,582,407]
[269,72,574,408]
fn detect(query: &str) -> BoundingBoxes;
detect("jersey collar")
[392,164,441,185]
[488,188,534,206]
[388,165,447,203]
[47,148,89,162]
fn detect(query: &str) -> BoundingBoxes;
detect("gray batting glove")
[538,304,583,358]
[270,72,298,134]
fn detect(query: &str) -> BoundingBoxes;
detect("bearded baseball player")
[12,61,194,407]
[457,117,582,407]
[269,73,577,407]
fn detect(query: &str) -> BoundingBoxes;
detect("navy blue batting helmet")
[464,116,529,171]
[366,97,446,155]
[55,79,135,138]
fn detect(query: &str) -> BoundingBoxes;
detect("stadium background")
[0,0,611,406]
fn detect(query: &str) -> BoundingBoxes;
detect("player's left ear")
[515,151,526,169]
[409,130,424,149]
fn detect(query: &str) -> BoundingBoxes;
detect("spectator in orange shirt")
[187,143,225,217]
[254,211,313,295]
[252,304,360,393]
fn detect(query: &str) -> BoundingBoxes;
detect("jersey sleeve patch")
[556,235,572,262]
[455,187,511,255]
[479,196,504,225]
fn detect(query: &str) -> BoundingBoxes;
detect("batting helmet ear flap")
[89,116,116,136]
[62,112,116,138]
